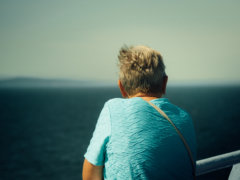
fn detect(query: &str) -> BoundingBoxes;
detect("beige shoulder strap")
[144,99,196,177]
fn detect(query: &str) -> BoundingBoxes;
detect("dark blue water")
[0,86,240,180]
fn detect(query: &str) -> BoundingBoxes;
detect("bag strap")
[143,99,196,178]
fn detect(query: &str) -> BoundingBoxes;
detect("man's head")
[118,45,167,97]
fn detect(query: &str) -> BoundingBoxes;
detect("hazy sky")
[1,0,240,83]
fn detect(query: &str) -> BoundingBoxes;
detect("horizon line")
[0,76,239,87]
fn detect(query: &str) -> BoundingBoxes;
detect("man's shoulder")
[106,97,141,104]
[105,97,124,105]
[154,99,192,121]
[105,97,143,113]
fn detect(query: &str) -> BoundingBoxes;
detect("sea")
[0,85,240,180]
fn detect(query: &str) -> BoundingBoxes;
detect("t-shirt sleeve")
[84,102,111,166]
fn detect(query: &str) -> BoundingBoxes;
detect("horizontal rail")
[196,150,240,176]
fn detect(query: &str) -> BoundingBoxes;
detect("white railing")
[196,150,240,178]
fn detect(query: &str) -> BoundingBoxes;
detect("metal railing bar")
[196,150,240,176]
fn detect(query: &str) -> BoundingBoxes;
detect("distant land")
[0,77,239,88]
[0,77,115,88]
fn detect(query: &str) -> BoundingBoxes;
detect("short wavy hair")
[118,45,166,96]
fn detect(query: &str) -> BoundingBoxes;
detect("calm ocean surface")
[0,86,240,180]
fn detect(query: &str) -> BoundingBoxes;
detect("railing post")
[228,163,240,180]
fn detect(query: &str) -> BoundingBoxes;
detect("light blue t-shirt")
[84,97,197,180]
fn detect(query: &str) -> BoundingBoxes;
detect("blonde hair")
[118,45,166,96]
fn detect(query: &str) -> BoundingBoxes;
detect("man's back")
[103,97,196,179]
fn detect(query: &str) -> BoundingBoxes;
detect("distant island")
[0,77,115,88]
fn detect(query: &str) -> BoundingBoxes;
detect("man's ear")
[162,76,168,95]
[118,80,128,98]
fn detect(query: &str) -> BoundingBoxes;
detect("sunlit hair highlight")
[118,45,166,96]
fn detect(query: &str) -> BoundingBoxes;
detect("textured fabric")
[84,97,197,180]
[84,102,111,165]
